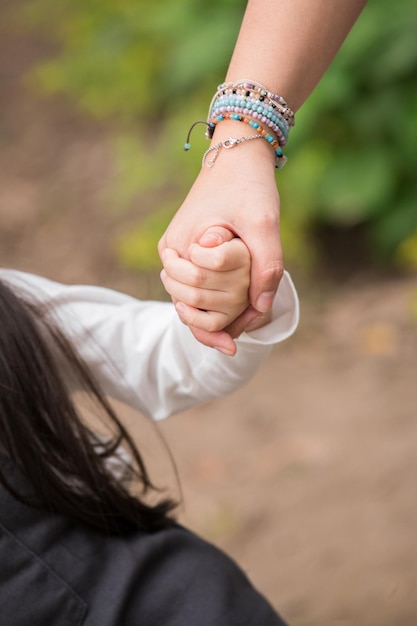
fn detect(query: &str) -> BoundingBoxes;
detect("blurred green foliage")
[284,0,417,269]
[22,0,417,272]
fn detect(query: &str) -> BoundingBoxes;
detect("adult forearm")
[159,0,367,346]
[226,0,367,111]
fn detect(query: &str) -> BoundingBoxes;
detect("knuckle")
[211,247,227,270]
[267,261,284,282]
[264,210,280,229]
[192,266,206,286]
[253,209,279,232]
[260,262,284,289]
[188,290,203,309]
[206,316,224,333]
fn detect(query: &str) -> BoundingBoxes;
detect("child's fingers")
[162,248,212,288]
[175,302,231,333]
[188,238,250,272]
[161,269,243,315]
[162,248,243,291]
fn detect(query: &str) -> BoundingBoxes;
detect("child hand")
[160,226,251,334]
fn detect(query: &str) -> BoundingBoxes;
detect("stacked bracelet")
[184,79,294,169]
[208,80,295,130]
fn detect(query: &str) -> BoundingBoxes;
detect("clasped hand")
[161,225,272,356]
[158,136,283,354]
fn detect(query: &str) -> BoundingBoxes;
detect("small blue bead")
[184,142,191,151]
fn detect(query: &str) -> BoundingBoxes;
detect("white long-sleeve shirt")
[0,269,299,421]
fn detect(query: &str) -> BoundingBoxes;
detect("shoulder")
[132,523,288,626]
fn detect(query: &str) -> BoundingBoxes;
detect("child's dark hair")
[0,279,176,534]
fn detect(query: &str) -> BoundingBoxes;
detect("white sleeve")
[0,269,299,420]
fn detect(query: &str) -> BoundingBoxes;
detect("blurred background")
[1,0,417,623]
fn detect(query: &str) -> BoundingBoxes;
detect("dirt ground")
[1,20,417,626]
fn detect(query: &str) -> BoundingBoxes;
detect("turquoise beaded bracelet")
[208,80,295,131]
[210,96,288,145]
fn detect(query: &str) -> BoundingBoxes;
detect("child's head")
[0,280,175,534]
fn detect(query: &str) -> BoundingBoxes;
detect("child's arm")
[0,267,298,420]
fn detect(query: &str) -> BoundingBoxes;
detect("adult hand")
[158,122,284,327]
